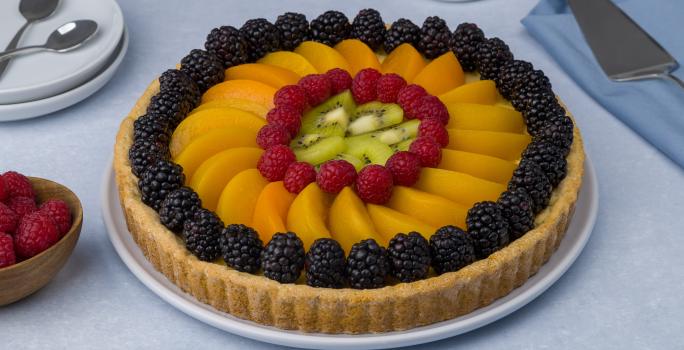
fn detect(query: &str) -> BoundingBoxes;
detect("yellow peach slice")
[329,187,380,254]
[439,149,517,184]
[412,51,465,95]
[381,43,426,82]
[188,147,263,211]
[334,39,381,76]
[294,41,351,74]
[191,99,270,119]
[414,168,506,208]
[366,204,437,243]
[446,129,531,161]
[386,186,468,229]
[201,80,276,109]
[286,183,333,249]
[216,169,268,226]
[446,102,525,133]
[258,51,318,77]
[252,181,296,243]
[225,63,301,89]
[439,80,500,105]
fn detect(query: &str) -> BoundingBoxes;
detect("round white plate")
[101,158,598,350]
[0,28,127,122]
[0,0,124,104]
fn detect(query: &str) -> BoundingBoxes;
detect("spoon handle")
[0,21,31,79]
[0,45,45,63]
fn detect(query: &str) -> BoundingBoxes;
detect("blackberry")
[429,225,476,274]
[466,201,510,259]
[310,10,351,46]
[220,224,263,273]
[128,138,170,177]
[346,239,389,289]
[383,18,420,54]
[159,69,201,107]
[133,113,171,144]
[138,159,184,211]
[261,232,305,283]
[180,49,224,93]
[204,26,249,69]
[305,238,346,288]
[350,8,385,51]
[240,18,282,61]
[534,115,574,156]
[452,22,485,72]
[275,12,311,51]
[147,90,192,128]
[510,69,552,105]
[387,232,431,283]
[497,60,533,99]
[182,209,223,261]
[522,140,567,187]
[516,91,565,134]
[508,159,552,213]
[159,186,201,233]
[497,188,534,240]
[418,16,453,59]
[476,37,513,80]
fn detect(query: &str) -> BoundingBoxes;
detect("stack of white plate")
[0,0,127,121]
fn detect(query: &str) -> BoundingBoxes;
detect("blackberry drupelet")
[418,16,453,59]
[510,69,552,106]
[522,140,567,187]
[350,8,385,51]
[305,238,346,288]
[452,22,485,72]
[346,239,389,289]
[159,186,201,233]
[204,26,249,69]
[516,91,565,134]
[497,60,533,99]
[138,159,184,211]
[182,209,223,261]
[476,37,513,80]
[261,232,305,283]
[497,188,535,240]
[429,225,476,274]
[158,69,201,107]
[310,10,351,46]
[387,232,431,283]
[147,90,193,128]
[275,12,311,51]
[220,224,263,273]
[128,138,170,177]
[466,201,510,259]
[383,18,420,54]
[180,49,225,93]
[133,113,171,144]
[508,159,552,214]
[535,115,574,156]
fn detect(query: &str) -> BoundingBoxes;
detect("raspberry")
[351,68,382,104]
[283,162,317,194]
[376,73,407,103]
[266,106,302,137]
[0,176,7,202]
[397,84,427,119]
[316,160,357,194]
[14,211,59,259]
[355,165,394,204]
[298,74,332,106]
[39,199,72,237]
[325,68,353,94]
[416,95,449,125]
[257,145,297,181]
[385,151,422,186]
[7,196,36,221]
[0,202,18,234]
[0,232,15,268]
[2,171,34,200]
[409,137,442,167]
[274,85,308,114]
[256,124,292,150]
[418,118,449,147]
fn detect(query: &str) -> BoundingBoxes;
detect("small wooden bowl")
[0,177,83,306]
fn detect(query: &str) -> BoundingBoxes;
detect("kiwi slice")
[346,136,394,166]
[392,138,415,152]
[333,153,365,171]
[300,91,355,137]
[293,136,347,165]
[372,120,420,145]
[290,133,324,149]
[347,102,404,136]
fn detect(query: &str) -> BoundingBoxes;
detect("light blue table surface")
[1,0,683,349]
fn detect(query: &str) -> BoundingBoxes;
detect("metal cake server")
[568,0,684,90]
[0,20,98,62]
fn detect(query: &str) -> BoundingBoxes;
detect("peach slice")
[258,51,318,77]
[334,39,381,76]
[381,43,426,82]
[446,102,525,133]
[191,100,270,119]
[216,168,268,226]
[188,147,263,211]
[170,108,265,158]
[286,183,334,249]
[225,63,301,89]
[439,80,500,105]
[446,129,531,161]
[439,149,517,184]
[252,181,296,243]
[329,186,380,254]
[201,80,276,109]
[294,41,351,74]
[386,186,468,229]
[366,204,437,243]
[414,168,506,208]
[173,127,258,180]
[412,51,465,95]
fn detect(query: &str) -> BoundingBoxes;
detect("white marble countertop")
[1,0,683,349]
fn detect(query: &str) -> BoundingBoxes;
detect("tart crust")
[114,79,585,334]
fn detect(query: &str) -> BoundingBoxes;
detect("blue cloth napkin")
[522,0,684,168]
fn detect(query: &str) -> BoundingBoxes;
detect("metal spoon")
[0,20,98,63]
[0,0,60,78]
